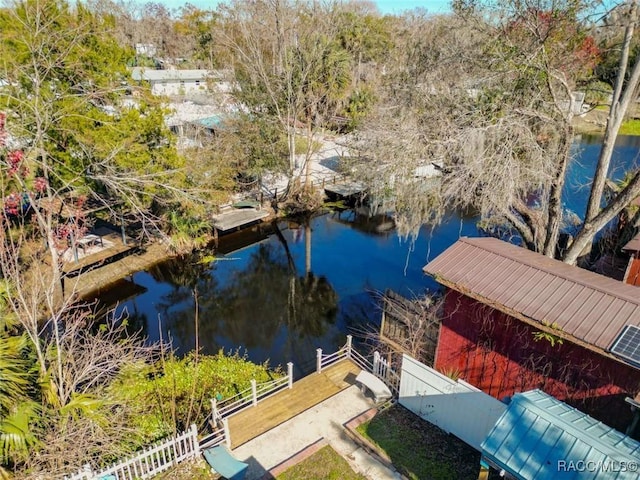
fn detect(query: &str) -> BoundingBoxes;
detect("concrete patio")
[231,385,402,480]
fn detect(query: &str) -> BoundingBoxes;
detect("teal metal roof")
[481,390,640,479]
[196,115,224,129]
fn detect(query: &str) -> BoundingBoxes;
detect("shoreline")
[73,210,280,301]
[67,242,179,300]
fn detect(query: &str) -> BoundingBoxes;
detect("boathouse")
[424,237,640,434]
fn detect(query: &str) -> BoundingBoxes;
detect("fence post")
[190,424,200,455]
[172,432,179,466]
[251,379,258,407]
[287,362,293,389]
[82,463,93,479]
[346,335,352,358]
[223,418,231,448]
[373,351,380,376]
[316,348,323,373]
[211,398,217,424]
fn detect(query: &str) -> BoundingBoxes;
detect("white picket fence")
[64,425,200,480]
[317,335,401,396]
[372,351,401,395]
[64,367,294,480]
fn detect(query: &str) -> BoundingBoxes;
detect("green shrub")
[110,351,282,444]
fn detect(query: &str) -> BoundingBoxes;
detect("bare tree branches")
[357,290,442,366]
[351,0,639,263]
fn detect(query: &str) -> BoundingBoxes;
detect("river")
[98,134,640,375]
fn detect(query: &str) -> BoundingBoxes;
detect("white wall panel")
[399,354,506,450]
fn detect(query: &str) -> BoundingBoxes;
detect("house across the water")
[131,68,210,96]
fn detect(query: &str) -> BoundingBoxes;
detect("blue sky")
[374,0,450,14]
[146,1,450,15]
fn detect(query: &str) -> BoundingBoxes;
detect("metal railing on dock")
[316,335,400,396]
[209,362,294,448]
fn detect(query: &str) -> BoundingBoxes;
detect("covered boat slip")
[481,390,640,479]
[323,181,366,199]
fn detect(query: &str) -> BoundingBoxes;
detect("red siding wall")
[435,289,640,432]
[625,257,640,286]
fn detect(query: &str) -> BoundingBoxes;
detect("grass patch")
[620,119,640,136]
[356,405,480,480]
[277,445,366,480]
[294,136,322,155]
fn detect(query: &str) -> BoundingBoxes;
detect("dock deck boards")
[62,227,137,276]
[227,360,361,448]
[324,181,366,197]
[212,209,269,232]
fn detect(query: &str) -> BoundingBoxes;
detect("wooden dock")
[227,360,362,448]
[66,243,171,300]
[62,227,137,277]
[212,208,270,232]
[324,181,366,198]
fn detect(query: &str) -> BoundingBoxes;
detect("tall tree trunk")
[564,171,640,264]
[543,130,572,257]
[577,0,640,260]
[305,221,311,275]
[304,122,313,190]
[273,0,284,76]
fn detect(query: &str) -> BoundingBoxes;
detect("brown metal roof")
[424,237,640,353]
[622,232,640,253]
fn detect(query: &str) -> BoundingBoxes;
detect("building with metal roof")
[423,237,640,435]
[481,390,640,479]
[424,236,640,364]
[130,68,210,96]
[195,115,225,130]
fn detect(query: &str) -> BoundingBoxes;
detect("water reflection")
[332,208,396,235]
[99,208,478,372]
[134,222,338,372]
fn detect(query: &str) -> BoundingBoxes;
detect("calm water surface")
[99,135,640,374]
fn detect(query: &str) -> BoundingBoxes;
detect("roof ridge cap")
[459,237,640,309]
